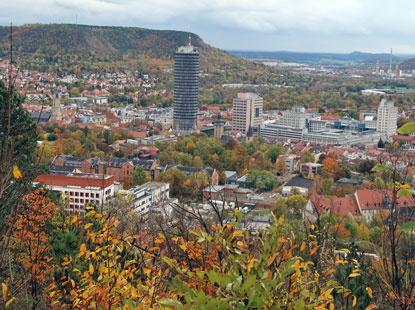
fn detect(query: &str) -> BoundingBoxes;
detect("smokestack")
[389,48,393,73]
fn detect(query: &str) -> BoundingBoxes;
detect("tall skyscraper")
[232,93,263,135]
[376,98,397,138]
[173,36,199,132]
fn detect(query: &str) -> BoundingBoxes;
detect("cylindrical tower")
[173,41,199,132]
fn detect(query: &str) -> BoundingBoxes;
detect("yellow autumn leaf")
[323,268,335,277]
[366,287,373,298]
[71,216,78,224]
[12,165,22,179]
[5,297,15,308]
[300,242,306,251]
[84,223,93,229]
[349,273,360,278]
[352,295,357,306]
[365,305,378,310]
[2,283,7,301]
[89,263,94,275]
[247,258,258,272]
[232,230,243,238]
[80,243,86,252]
[309,247,318,255]
[343,291,352,298]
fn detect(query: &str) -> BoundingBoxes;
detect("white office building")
[277,106,307,129]
[376,98,398,139]
[129,182,177,216]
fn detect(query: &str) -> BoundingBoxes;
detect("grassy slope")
[398,122,415,134]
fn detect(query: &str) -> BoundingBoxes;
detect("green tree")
[286,195,307,216]
[246,170,276,191]
[132,166,147,186]
[0,80,38,258]
[156,168,188,197]
[300,151,315,163]
[264,144,283,163]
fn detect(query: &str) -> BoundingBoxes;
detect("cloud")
[0,0,414,52]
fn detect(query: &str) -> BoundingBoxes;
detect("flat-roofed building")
[34,173,114,214]
[232,93,263,134]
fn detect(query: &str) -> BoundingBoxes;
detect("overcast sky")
[1,0,414,53]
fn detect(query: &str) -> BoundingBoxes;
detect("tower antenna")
[188,34,191,46]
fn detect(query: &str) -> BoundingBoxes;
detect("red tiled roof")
[355,189,415,210]
[309,193,361,216]
[321,115,340,121]
[125,130,147,139]
[97,112,119,123]
[34,174,114,189]
[391,135,415,143]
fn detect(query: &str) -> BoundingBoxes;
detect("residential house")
[303,193,361,221]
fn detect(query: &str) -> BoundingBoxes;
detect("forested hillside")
[0,24,256,76]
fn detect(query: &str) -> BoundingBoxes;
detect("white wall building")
[376,98,398,139]
[277,106,307,129]
[34,173,115,215]
[129,182,177,216]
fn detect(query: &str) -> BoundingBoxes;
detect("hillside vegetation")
[0,24,257,76]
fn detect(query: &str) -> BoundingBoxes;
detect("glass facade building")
[173,44,199,131]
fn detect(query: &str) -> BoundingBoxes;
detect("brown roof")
[34,174,114,189]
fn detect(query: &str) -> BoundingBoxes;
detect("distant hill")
[228,50,408,65]
[399,57,415,70]
[0,24,252,76]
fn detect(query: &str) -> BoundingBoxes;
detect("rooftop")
[284,177,314,189]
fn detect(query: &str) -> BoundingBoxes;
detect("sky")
[1,0,415,53]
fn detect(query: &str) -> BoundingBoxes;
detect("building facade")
[278,106,307,128]
[232,93,263,134]
[129,182,176,216]
[34,173,114,214]
[377,98,398,138]
[173,39,199,132]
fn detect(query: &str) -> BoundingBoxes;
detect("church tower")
[50,92,62,121]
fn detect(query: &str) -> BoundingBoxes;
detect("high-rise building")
[376,98,398,138]
[232,93,263,134]
[173,36,199,132]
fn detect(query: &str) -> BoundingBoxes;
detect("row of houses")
[51,155,220,186]
[304,189,415,223]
